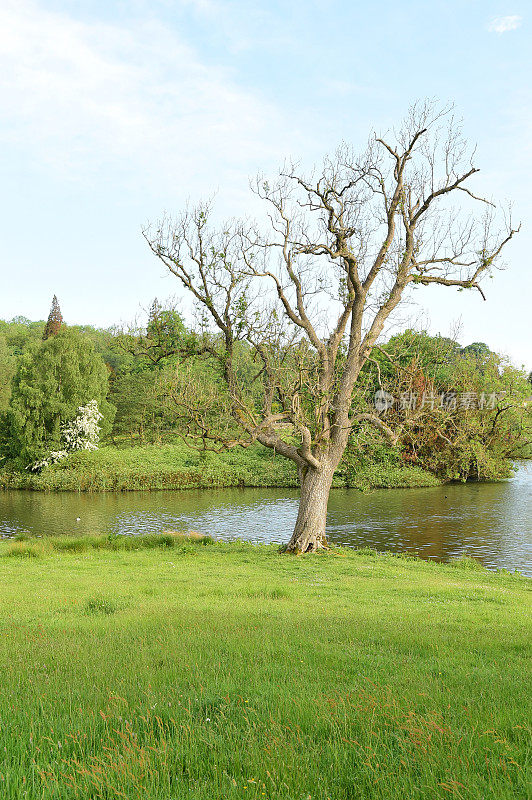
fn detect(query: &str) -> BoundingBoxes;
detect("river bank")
[0,538,530,799]
[2,461,530,573]
[0,441,440,492]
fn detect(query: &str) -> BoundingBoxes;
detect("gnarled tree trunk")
[286,462,336,553]
[145,105,518,556]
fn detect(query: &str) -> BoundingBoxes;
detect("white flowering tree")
[29,400,103,472]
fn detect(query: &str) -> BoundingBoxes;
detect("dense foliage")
[0,335,15,411]
[0,310,530,481]
[28,400,104,472]
[347,330,532,481]
[0,328,114,468]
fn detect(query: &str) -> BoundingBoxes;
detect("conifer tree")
[42,295,63,340]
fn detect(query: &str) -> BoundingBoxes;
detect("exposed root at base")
[284,538,329,555]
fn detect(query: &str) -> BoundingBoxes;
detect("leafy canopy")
[1,328,114,467]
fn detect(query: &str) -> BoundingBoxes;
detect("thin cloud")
[156,0,281,54]
[488,15,522,34]
[0,0,295,190]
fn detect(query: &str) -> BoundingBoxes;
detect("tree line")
[0,299,530,484]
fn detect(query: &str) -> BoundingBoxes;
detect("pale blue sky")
[0,0,530,365]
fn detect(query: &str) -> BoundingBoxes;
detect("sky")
[0,0,530,367]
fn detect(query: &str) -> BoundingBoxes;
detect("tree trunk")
[285,463,335,553]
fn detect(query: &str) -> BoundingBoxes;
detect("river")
[1,461,530,575]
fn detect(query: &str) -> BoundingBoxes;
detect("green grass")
[0,441,440,491]
[343,462,441,491]
[0,443,298,491]
[0,539,529,799]
[4,530,214,556]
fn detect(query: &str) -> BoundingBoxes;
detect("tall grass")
[0,441,440,492]
[2,530,213,557]
[0,541,529,798]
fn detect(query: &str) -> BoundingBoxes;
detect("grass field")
[0,536,529,799]
[0,442,440,492]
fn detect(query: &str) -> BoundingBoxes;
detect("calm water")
[1,462,531,575]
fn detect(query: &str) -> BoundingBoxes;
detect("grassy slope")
[0,539,529,799]
[0,442,440,492]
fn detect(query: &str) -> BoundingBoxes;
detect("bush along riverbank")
[0,441,441,492]
[0,537,530,799]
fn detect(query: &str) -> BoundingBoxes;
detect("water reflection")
[1,462,530,575]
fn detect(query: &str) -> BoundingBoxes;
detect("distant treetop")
[42,295,63,340]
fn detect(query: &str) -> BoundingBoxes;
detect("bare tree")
[144,103,518,552]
